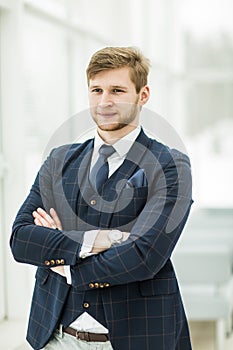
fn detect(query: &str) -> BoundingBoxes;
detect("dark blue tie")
[90,144,115,193]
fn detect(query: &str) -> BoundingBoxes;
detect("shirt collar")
[93,126,141,158]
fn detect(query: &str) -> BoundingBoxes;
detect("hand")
[33,208,64,277]
[92,230,111,254]
[32,207,63,230]
[50,266,66,277]
[122,232,130,241]
[92,230,130,254]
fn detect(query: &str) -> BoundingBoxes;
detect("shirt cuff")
[64,265,72,285]
[64,230,99,285]
[79,230,99,259]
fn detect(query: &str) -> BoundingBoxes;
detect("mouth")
[97,113,117,118]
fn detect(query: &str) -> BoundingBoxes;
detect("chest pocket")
[110,186,148,228]
[118,186,148,213]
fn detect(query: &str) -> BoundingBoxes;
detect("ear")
[139,85,150,106]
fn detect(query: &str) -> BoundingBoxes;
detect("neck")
[97,124,138,145]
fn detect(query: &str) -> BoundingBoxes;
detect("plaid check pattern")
[10,129,193,350]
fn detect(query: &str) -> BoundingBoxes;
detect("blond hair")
[86,47,150,93]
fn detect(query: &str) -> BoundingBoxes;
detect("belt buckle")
[76,331,89,341]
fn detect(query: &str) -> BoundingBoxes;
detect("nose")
[98,92,113,108]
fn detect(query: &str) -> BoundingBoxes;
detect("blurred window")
[184,33,233,207]
[23,2,106,184]
[23,7,70,181]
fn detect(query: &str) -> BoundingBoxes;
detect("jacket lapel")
[100,129,151,225]
[112,129,151,184]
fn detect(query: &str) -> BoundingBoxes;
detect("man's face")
[88,67,143,132]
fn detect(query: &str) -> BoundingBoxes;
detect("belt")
[63,326,109,342]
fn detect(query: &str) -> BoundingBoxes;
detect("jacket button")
[104,283,110,287]
[90,199,96,205]
[60,259,65,264]
[89,283,95,289]
[45,260,50,266]
[56,259,61,265]
[83,302,90,309]
[50,260,55,265]
[99,283,104,288]
[94,283,99,288]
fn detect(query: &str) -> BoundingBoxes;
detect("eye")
[112,88,124,93]
[91,88,102,93]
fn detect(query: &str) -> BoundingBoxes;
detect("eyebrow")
[89,85,128,90]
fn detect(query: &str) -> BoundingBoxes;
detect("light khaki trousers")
[42,328,113,350]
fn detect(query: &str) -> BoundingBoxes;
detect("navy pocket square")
[125,169,147,188]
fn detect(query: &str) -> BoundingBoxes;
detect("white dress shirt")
[65,126,141,333]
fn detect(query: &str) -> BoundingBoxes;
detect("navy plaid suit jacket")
[10,129,193,350]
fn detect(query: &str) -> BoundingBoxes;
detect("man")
[10,47,193,350]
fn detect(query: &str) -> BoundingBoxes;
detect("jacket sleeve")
[10,148,83,268]
[69,150,193,290]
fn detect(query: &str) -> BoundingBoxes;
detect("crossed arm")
[11,145,192,290]
[32,207,129,277]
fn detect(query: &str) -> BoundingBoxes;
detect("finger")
[32,210,38,218]
[37,208,56,228]
[33,210,56,228]
[50,266,66,277]
[34,218,42,226]
[122,232,130,241]
[50,208,63,230]
[33,211,44,223]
